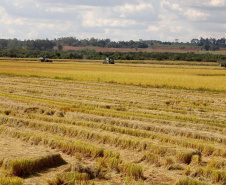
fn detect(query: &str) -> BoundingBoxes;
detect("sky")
[0,0,226,42]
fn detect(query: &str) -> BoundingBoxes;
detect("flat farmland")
[0,60,225,185]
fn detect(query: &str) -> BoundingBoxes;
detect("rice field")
[0,60,225,92]
[0,59,225,184]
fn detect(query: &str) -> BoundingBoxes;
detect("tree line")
[1,37,225,51]
[0,48,225,62]
[0,38,55,50]
[0,37,149,50]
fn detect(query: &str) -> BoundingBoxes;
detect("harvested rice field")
[0,60,225,185]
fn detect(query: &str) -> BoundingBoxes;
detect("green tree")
[203,43,210,51]
[58,44,63,51]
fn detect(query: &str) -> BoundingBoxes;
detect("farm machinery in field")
[102,57,114,64]
[39,57,53,62]
[218,60,226,68]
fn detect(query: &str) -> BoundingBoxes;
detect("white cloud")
[209,0,225,7]
[148,26,160,32]
[82,10,137,28]
[0,0,226,42]
[48,7,67,13]
[171,3,183,11]
[184,9,209,21]
[123,2,153,12]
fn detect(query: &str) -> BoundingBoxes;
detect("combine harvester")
[218,60,226,68]
[39,57,53,62]
[102,57,114,64]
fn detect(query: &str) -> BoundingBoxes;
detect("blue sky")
[0,0,226,42]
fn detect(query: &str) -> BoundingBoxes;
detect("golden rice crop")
[47,172,91,185]
[0,62,225,184]
[0,176,23,185]
[1,115,225,158]
[0,61,225,91]
[3,154,66,177]
[175,177,211,185]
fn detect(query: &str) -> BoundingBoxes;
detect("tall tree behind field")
[0,39,23,49]
[24,39,55,50]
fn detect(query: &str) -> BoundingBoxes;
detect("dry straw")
[3,154,66,177]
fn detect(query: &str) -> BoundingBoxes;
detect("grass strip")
[0,125,144,180]
[47,172,91,185]
[175,177,210,185]
[3,154,66,177]
[192,167,226,184]
[0,177,23,185]
[1,116,225,158]
[0,92,225,128]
